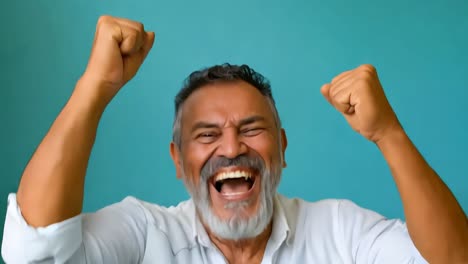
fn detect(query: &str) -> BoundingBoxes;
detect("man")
[2,15,467,264]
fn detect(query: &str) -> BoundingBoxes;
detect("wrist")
[73,76,116,112]
[375,123,408,151]
[66,77,112,121]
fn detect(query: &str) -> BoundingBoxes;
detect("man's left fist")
[321,64,402,143]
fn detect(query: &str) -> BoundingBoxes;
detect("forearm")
[377,127,468,263]
[17,78,107,227]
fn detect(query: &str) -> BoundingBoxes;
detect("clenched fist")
[321,64,403,143]
[80,16,155,104]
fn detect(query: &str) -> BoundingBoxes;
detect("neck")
[204,221,273,264]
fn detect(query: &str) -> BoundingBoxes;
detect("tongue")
[220,178,251,194]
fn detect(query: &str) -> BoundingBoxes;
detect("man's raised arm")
[321,64,468,264]
[16,16,155,227]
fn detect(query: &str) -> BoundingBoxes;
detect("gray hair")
[172,64,282,148]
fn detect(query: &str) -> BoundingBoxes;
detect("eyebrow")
[238,115,266,127]
[190,115,266,133]
[190,122,219,133]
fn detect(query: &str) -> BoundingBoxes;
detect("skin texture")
[15,15,467,264]
[17,16,155,227]
[321,65,468,263]
[171,81,284,217]
[170,81,287,263]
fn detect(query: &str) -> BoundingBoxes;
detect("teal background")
[1,0,467,254]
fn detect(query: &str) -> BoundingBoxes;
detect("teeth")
[215,171,252,182]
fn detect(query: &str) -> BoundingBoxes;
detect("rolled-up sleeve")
[2,194,148,264]
[2,194,82,263]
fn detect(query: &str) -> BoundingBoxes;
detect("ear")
[170,142,183,179]
[280,128,288,168]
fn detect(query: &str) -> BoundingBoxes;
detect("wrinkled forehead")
[180,81,276,128]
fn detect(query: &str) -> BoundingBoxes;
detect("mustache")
[200,154,265,182]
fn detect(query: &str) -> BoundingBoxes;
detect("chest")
[140,225,350,264]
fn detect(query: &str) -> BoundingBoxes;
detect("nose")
[216,129,248,159]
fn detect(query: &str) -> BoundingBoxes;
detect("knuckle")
[321,83,330,91]
[355,78,373,92]
[330,86,342,98]
[135,22,145,32]
[359,64,377,74]
[126,32,137,44]
[332,70,350,84]
[97,15,112,26]
[328,84,337,96]
[127,29,138,38]
[357,70,373,80]
[331,76,340,84]
[96,16,117,33]
[355,78,368,86]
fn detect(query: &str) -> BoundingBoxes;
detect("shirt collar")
[271,193,293,246]
[192,206,212,247]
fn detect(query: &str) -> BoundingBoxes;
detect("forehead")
[181,81,275,126]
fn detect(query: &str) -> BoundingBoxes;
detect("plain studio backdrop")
[0,0,467,253]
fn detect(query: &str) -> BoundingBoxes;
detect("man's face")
[170,81,287,239]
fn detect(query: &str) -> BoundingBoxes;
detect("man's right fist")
[80,16,155,103]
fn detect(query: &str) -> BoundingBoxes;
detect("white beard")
[182,155,282,240]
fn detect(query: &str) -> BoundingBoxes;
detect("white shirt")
[2,193,427,263]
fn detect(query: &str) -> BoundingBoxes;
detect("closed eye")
[242,128,263,137]
[196,132,219,143]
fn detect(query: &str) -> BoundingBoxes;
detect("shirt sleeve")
[1,193,148,264]
[338,199,429,264]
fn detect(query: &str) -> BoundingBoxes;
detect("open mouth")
[211,169,256,195]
